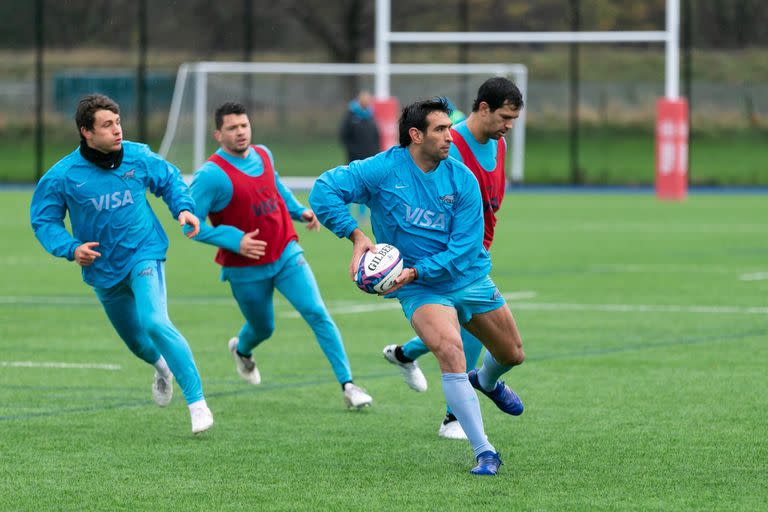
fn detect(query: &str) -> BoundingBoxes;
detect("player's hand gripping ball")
[355,243,404,294]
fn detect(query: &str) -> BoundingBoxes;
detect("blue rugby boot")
[470,451,503,476]
[467,369,524,416]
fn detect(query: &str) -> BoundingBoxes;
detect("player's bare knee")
[506,334,524,365]
[432,341,462,359]
[430,337,465,370]
[497,347,525,367]
[511,347,525,366]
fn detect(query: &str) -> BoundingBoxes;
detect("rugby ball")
[355,244,404,295]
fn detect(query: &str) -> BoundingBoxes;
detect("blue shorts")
[399,275,506,324]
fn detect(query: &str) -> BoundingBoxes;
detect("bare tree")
[276,0,374,97]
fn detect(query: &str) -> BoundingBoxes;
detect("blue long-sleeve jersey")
[188,145,308,282]
[30,141,194,288]
[309,145,491,296]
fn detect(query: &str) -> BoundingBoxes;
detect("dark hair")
[398,97,451,147]
[472,77,524,112]
[215,102,248,129]
[75,94,120,137]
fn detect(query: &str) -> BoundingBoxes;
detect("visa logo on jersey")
[90,190,135,211]
[404,205,447,229]
[252,197,280,217]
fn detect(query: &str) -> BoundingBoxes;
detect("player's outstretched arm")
[184,165,247,254]
[310,156,385,237]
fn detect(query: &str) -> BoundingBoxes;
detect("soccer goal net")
[159,62,527,184]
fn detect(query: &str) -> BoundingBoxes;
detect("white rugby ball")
[355,243,404,295]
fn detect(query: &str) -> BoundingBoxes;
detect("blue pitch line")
[0,183,35,191]
[2,329,765,423]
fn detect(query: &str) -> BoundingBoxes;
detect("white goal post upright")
[159,62,528,179]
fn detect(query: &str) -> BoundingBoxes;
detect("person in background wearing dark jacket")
[339,90,380,163]
[339,91,381,223]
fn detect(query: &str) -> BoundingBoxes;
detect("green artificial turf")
[0,191,766,510]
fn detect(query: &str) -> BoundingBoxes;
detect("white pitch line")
[281,291,538,317]
[590,264,768,281]
[740,272,768,281]
[282,301,400,317]
[510,223,768,234]
[0,296,241,306]
[501,291,539,301]
[4,292,764,316]
[0,296,97,305]
[509,303,768,315]
[282,299,768,318]
[589,264,742,274]
[0,291,538,310]
[0,361,121,371]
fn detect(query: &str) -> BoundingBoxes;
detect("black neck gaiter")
[79,139,124,170]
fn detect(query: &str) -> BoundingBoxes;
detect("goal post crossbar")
[176,62,528,75]
[387,31,668,44]
[159,61,528,181]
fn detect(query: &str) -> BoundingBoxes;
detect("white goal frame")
[375,0,680,100]
[159,61,528,181]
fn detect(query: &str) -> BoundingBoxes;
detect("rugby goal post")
[159,62,528,183]
[375,0,687,198]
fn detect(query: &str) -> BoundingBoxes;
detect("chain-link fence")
[1,0,766,184]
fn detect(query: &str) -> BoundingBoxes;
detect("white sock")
[153,356,172,378]
[442,372,495,457]
[477,351,512,392]
[188,399,208,412]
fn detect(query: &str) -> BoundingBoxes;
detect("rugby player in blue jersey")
[184,102,372,409]
[30,94,214,434]
[383,78,524,441]
[309,98,525,475]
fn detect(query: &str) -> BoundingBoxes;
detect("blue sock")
[402,336,430,361]
[477,350,512,392]
[441,373,495,457]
